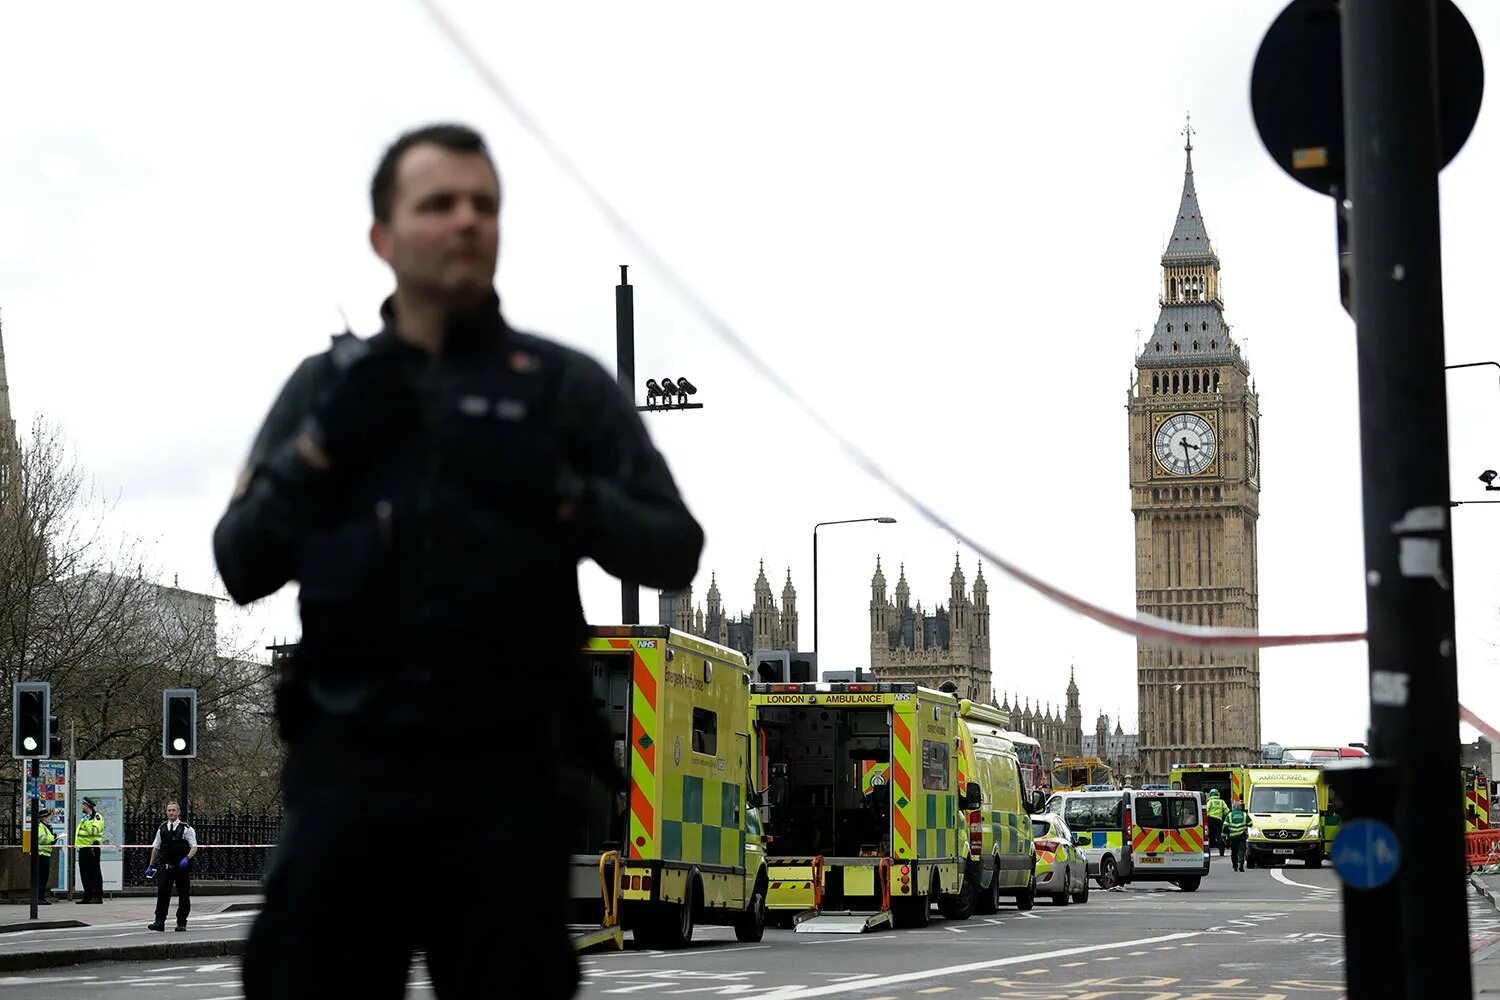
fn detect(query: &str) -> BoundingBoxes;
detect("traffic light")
[11,682,50,759]
[162,689,197,759]
[48,716,62,760]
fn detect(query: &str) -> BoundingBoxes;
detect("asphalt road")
[576,862,1348,999]
[5,863,1494,997]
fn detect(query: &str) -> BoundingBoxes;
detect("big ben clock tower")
[1128,124,1262,781]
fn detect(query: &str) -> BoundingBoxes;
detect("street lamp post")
[813,517,897,656]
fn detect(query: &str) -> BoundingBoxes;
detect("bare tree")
[0,418,283,821]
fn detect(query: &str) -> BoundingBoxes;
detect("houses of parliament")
[659,128,1261,783]
[660,557,1120,771]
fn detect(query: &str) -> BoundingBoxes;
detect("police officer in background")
[33,806,58,905]
[1205,789,1228,857]
[214,123,702,998]
[1225,798,1250,872]
[74,798,104,904]
[145,801,197,932]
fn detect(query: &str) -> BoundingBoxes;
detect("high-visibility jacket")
[1224,808,1249,837]
[75,814,104,847]
[1206,796,1228,821]
[36,822,56,858]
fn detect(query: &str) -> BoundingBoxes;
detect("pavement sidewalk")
[1470,872,1500,995]
[0,893,260,971]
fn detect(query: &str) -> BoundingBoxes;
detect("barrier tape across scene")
[411,0,1492,730]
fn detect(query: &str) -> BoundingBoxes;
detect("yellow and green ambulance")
[1244,764,1331,869]
[751,681,1002,930]
[569,626,768,949]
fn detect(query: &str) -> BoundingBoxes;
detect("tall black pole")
[180,757,189,824]
[616,265,639,625]
[1342,3,1469,996]
[28,759,39,921]
[812,529,819,655]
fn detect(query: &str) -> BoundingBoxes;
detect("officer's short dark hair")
[370,123,495,224]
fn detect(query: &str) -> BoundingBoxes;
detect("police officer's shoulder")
[503,329,618,396]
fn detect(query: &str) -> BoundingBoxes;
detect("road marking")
[1058,962,1089,967]
[916,989,953,994]
[944,926,965,933]
[1272,869,1329,892]
[1095,957,1119,962]
[1018,969,1049,975]
[1127,951,1148,955]
[748,931,1201,999]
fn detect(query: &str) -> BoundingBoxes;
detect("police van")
[1051,786,1209,891]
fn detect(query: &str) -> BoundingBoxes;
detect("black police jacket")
[212,296,703,723]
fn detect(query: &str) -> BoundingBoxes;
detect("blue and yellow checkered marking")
[661,772,743,867]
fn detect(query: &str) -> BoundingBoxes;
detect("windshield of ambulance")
[1250,785,1319,813]
[1063,795,1121,831]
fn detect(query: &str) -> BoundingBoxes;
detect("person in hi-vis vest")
[34,807,59,905]
[74,798,105,904]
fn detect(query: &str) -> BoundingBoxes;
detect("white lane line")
[1271,869,1330,892]
[748,931,1202,999]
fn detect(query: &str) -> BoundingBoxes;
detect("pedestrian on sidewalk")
[145,801,198,932]
[1205,789,1228,857]
[1225,798,1250,872]
[215,122,702,999]
[74,798,104,903]
[34,806,58,905]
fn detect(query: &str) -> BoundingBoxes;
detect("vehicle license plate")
[1273,848,1295,855]
[1138,855,1163,864]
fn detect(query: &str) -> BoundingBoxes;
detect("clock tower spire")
[1128,123,1262,781]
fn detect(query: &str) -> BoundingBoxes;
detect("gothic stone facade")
[658,562,798,660]
[1128,130,1263,781]
[997,668,1084,764]
[868,556,991,703]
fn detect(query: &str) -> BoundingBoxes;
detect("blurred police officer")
[215,123,702,999]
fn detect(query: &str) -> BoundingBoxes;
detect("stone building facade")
[868,556,991,702]
[657,562,798,660]
[1128,127,1263,781]
[997,669,1084,764]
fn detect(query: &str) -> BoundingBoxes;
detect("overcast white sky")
[2,2,1497,748]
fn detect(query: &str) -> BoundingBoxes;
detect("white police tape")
[414,0,1496,736]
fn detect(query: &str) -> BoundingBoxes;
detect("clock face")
[1247,419,1258,480]
[1154,412,1216,476]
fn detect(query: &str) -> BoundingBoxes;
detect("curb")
[0,920,88,935]
[0,937,245,972]
[1473,874,1500,911]
[220,902,261,913]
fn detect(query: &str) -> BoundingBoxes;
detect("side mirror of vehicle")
[746,788,765,809]
[1072,832,1083,846]
[962,782,982,811]
[769,764,790,808]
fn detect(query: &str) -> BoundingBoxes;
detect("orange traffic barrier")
[1465,829,1500,870]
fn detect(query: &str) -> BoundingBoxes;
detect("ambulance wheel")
[1174,876,1201,893]
[975,861,1002,915]
[1096,855,1119,890]
[734,876,767,943]
[938,870,977,921]
[637,878,697,949]
[1014,865,1036,911]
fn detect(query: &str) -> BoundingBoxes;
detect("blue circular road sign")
[1331,818,1401,889]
